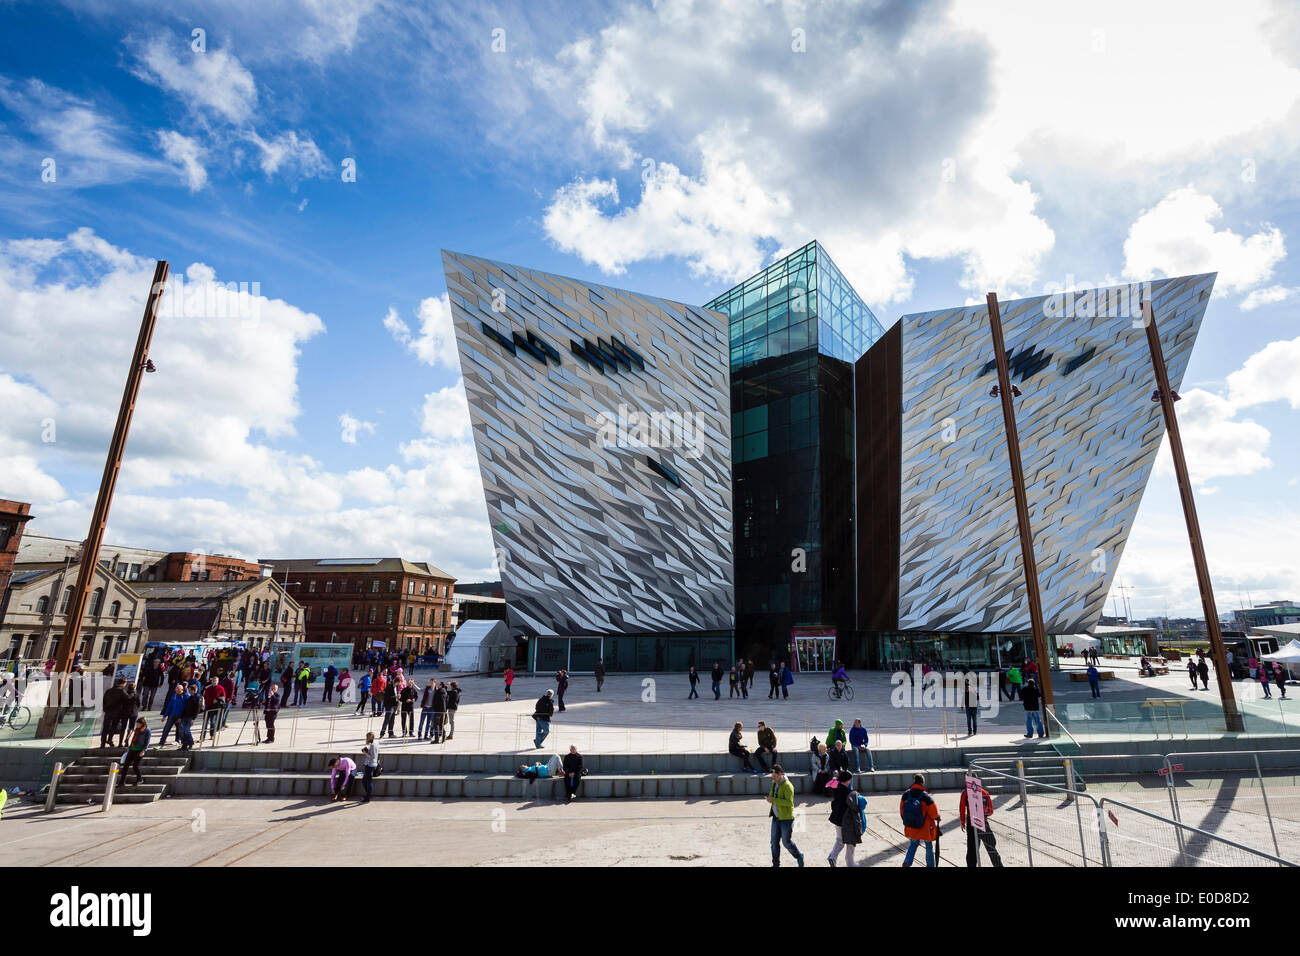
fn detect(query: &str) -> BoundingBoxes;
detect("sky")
[0,0,1298,622]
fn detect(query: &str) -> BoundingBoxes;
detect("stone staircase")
[52,748,191,805]
[963,747,1082,794]
[167,749,970,800]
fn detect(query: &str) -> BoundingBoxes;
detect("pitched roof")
[259,557,455,579]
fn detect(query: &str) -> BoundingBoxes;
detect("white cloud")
[157,130,208,191]
[0,229,497,580]
[132,36,259,123]
[532,0,1053,303]
[1156,388,1271,489]
[248,130,330,181]
[1225,335,1300,411]
[1240,285,1297,311]
[1123,187,1285,294]
[383,294,459,369]
[543,148,790,280]
[338,412,376,444]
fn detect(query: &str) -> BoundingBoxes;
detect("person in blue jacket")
[848,718,874,771]
[354,671,373,715]
[158,683,188,747]
[779,662,794,699]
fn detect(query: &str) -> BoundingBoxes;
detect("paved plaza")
[2,777,1295,867]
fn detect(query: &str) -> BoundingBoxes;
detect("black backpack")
[809,735,821,754]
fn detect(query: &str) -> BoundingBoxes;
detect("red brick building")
[0,500,34,631]
[263,558,456,656]
[162,552,261,582]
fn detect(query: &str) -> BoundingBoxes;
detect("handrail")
[43,718,87,755]
[1098,795,1295,867]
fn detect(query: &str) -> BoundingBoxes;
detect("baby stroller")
[242,680,263,708]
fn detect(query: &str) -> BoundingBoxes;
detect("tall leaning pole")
[35,261,169,739]
[986,293,1055,728]
[1141,299,1243,733]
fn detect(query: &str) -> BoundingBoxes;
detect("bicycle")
[0,704,31,732]
[827,682,854,701]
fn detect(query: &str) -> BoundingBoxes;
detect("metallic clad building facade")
[441,251,734,641]
[858,274,1214,637]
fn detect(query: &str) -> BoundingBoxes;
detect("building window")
[109,600,121,620]
[407,581,414,595]
[88,588,103,617]
[309,580,317,593]
[404,607,412,625]
[356,581,363,593]
[325,580,334,593]
[419,582,426,595]
[252,599,261,621]
[388,580,397,593]
[237,607,246,623]
[129,563,141,580]
[418,608,425,626]
[36,596,49,614]
[269,601,278,624]
[99,637,112,659]
[371,580,379,593]
[0,522,11,549]
[368,607,377,624]
[116,562,128,577]
[60,588,72,614]
[115,636,128,656]
[351,606,359,624]
[24,635,40,659]
[385,606,394,624]
[335,606,343,624]
[282,610,288,624]
[305,606,313,623]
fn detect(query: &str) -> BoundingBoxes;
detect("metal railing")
[965,760,1295,867]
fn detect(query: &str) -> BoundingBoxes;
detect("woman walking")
[504,665,514,701]
[122,717,151,786]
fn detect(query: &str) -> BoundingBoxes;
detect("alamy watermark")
[595,403,705,460]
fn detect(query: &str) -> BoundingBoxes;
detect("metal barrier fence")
[968,758,1297,867]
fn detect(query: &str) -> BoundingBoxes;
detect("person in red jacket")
[959,777,1004,867]
[900,774,940,867]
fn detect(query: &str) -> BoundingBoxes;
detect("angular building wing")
[441,251,734,642]
[858,274,1215,636]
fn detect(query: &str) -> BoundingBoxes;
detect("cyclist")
[830,665,850,699]
[0,672,21,726]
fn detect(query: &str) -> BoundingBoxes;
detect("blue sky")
[1,0,1298,621]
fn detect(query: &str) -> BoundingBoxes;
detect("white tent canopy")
[1261,639,1300,663]
[443,620,514,673]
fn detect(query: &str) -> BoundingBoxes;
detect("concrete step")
[186,748,958,776]
[56,791,162,805]
[168,767,969,800]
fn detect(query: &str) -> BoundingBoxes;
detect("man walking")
[960,775,1004,867]
[446,681,460,740]
[711,661,722,700]
[768,664,780,699]
[1087,663,1102,698]
[1006,664,1022,701]
[900,773,940,867]
[688,665,700,699]
[779,662,793,699]
[964,679,979,736]
[765,765,804,867]
[1022,678,1045,738]
[533,689,555,749]
[594,659,605,693]
[322,663,337,703]
[158,682,187,748]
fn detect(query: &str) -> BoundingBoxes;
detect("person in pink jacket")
[328,756,356,801]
